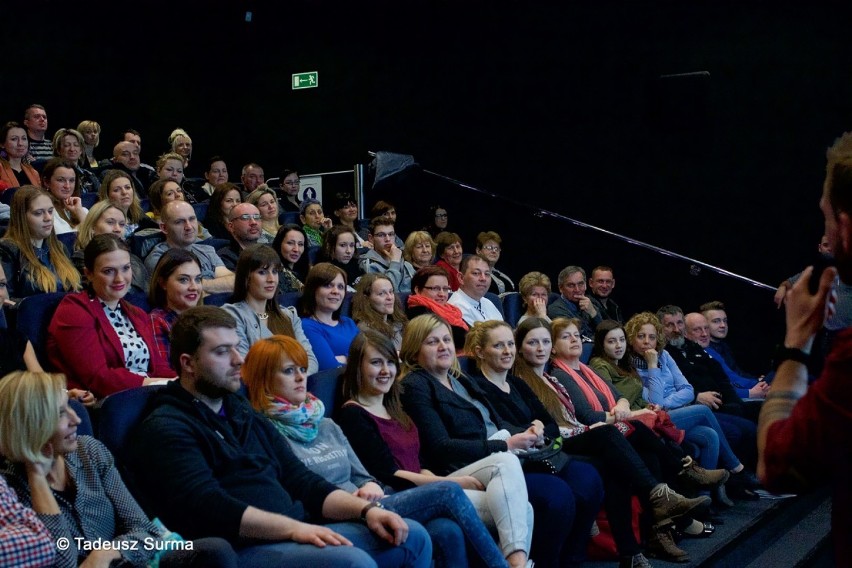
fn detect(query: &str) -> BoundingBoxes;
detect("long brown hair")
[341,330,413,429]
[233,245,296,337]
[513,317,574,429]
[1,185,81,293]
[352,274,408,336]
[99,169,144,223]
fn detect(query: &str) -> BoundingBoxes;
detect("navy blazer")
[400,368,525,475]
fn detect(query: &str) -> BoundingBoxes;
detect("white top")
[447,288,503,325]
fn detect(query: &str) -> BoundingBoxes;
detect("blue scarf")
[266,393,326,443]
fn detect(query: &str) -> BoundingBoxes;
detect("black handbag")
[517,436,570,475]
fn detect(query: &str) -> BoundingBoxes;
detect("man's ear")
[180,353,194,376]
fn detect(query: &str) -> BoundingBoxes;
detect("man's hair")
[122,128,141,139]
[23,104,45,120]
[170,306,237,371]
[699,300,726,313]
[460,254,489,275]
[656,304,684,323]
[591,266,614,278]
[557,265,586,288]
[369,215,395,234]
[161,200,193,225]
[241,162,263,176]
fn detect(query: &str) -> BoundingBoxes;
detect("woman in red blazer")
[47,234,176,399]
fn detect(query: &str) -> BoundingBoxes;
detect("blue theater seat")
[16,292,67,368]
[501,292,523,327]
[307,367,343,415]
[203,292,232,307]
[484,292,505,318]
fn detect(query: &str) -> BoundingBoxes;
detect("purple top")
[371,413,421,473]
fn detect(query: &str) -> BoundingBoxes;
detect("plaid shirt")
[0,475,54,567]
[150,307,179,369]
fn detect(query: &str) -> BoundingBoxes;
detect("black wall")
[6,1,852,370]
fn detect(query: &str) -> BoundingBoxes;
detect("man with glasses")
[217,203,263,271]
[448,255,503,325]
[548,266,601,362]
[360,215,415,292]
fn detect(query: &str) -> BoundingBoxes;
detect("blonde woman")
[246,187,280,244]
[0,370,236,567]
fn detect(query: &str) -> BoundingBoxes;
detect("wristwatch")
[772,345,810,370]
[360,501,385,522]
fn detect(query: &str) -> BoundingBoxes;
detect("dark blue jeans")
[382,481,508,568]
[526,459,604,568]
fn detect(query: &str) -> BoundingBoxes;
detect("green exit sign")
[292,72,318,90]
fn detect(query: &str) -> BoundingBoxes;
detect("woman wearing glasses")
[476,231,514,295]
[279,169,302,212]
[406,266,468,350]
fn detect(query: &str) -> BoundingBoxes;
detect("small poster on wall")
[300,176,322,203]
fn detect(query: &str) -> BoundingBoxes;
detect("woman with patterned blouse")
[47,234,176,399]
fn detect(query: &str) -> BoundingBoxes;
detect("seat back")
[16,292,67,367]
[192,202,209,223]
[81,192,98,208]
[124,291,151,312]
[203,292,232,307]
[57,232,76,253]
[199,237,229,250]
[307,367,344,416]
[279,211,301,226]
[484,292,505,318]
[0,186,19,205]
[97,385,165,515]
[69,399,94,437]
[98,385,165,459]
[501,292,523,327]
[279,291,302,308]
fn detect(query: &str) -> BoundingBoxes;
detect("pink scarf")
[551,358,617,412]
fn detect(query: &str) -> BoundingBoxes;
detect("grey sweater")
[222,300,319,375]
[282,418,377,493]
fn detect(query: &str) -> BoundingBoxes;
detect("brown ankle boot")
[649,483,711,526]
[679,456,730,488]
[646,526,690,563]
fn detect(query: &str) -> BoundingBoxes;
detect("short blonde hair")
[402,231,435,264]
[518,271,552,305]
[399,314,461,378]
[0,371,66,467]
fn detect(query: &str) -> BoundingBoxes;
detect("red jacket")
[47,291,176,398]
